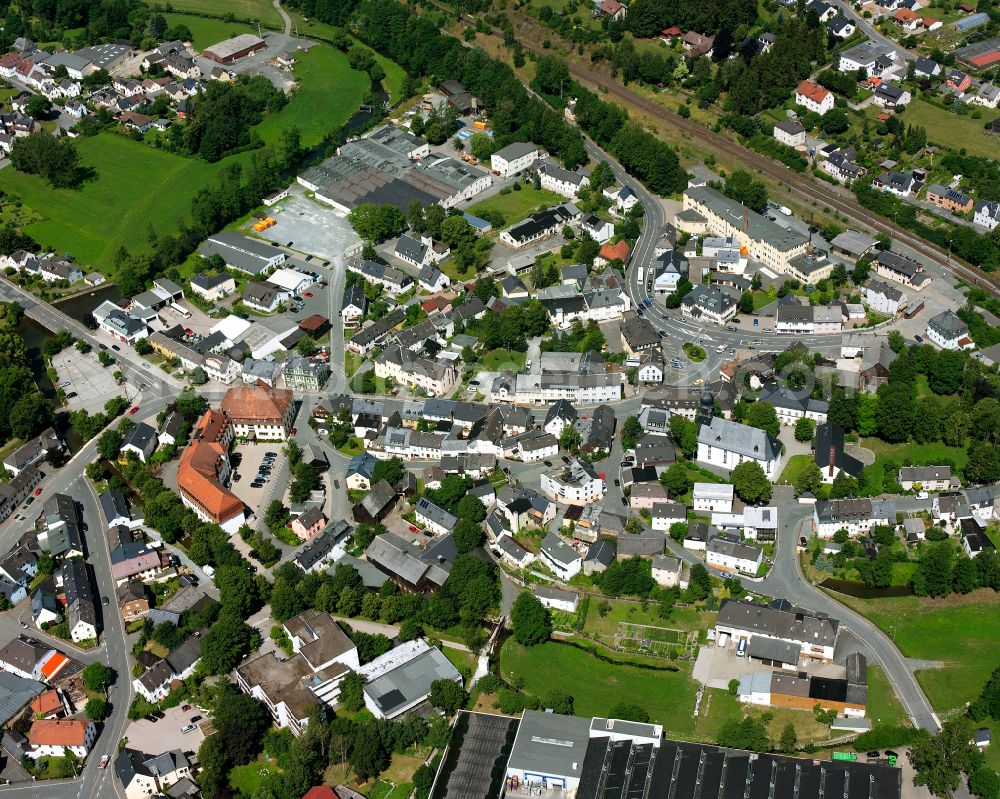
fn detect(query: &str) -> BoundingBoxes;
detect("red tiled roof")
[302,789,338,799]
[661,26,681,36]
[599,241,630,262]
[969,51,1000,68]
[795,80,830,104]
[221,383,292,424]
[29,719,91,747]
[30,691,62,715]
[177,410,243,524]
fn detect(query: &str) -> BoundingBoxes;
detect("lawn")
[442,645,477,678]
[500,638,703,738]
[229,756,279,796]
[0,134,223,266]
[866,665,910,728]
[255,45,370,149]
[860,438,968,489]
[162,0,282,27]
[479,349,526,371]
[901,99,999,160]
[164,13,261,50]
[468,186,565,227]
[835,589,1000,713]
[777,454,815,488]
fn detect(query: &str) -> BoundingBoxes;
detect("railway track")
[514,34,1000,296]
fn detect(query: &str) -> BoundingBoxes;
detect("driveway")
[124,703,206,757]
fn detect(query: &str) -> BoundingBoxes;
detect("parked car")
[101,596,109,606]
[180,724,197,734]
[112,345,120,351]
[60,380,71,388]
[129,406,139,415]
[33,488,43,496]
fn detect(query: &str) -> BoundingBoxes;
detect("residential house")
[682,285,737,325]
[26,719,95,760]
[490,143,539,178]
[716,598,839,662]
[794,80,834,115]
[865,280,907,314]
[3,428,63,478]
[773,119,806,147]
[120,422,158,463]
[59,558,97,643]
[651,555,685,588]
[291,508,327,542]
[540,459,605,505]
[538,160,590,199]
[533,585,579,613]
[975,200,1000,230]
[926,310,974,350]
[539,533,582,579]
[115,748,192,799]
[693,483,734,513]
[706,535,764,574]
[189,272,235,302]
[874,250,930,290]
[580,214,614,244]
[926,184,973,213]
[898,466,953,491]
[117,581,150,623]
[813,498,896,538]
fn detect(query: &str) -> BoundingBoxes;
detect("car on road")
[885,751,899,759]
[613,479,620,487]
[23,497,33,507]
[101,596,109,606]
[562,456,571,464]
[693,378,704,386]
[304,292,313,298]
[635,307,644,316]
[266,452,277,457]
[290,428,297,435]
[544,460,552,466]
[643,298,652,307]
[491,549,501,559]
[762,327,773,333]
[19,621,28,629]
[98,756,109,769]
[112,345,120,351]
[914,335,923,343]
[182,704,192,712]
[33,488,43,496]
[866,751,880,758]
[129,406,139,415]
[190,715,202,723]
[141,361,151,369]
[725,325,736,331]
[67,391,77,398]
[621,496,628,506]
[233,474,241,482]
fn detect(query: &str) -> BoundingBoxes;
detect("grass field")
[164,13,260,50]
[479,349,526,371]
[229,756,279,796]
[0,40,371,273]
[777,454,814,487]
[162,0,282,27]
[0,134,222,265]
[255,45,370,149]
[443,645,477,678]
[468,186,565,227]
[902,100,998,160]
[501,638,703,737]
[835,589,1000,713]
[501,639,837,744]
[867,665,910,727]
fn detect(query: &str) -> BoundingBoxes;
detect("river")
[53,284,123,325]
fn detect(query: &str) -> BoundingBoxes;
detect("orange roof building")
[302,789,339,799]
[177,409,245,533]
[28,719,96,756]
[30,690,63,718]
[598,240,630,264]
[794,80,833,114]
[39,652,69,682]
[220,383,295,440]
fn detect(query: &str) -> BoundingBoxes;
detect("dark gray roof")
[584,538,616,566]
[0,672,43,726]
[718,598,838,647]
[927,310,968,339]
[698,416,781,462]
[747,635,800,665]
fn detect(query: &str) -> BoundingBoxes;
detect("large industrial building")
[297,126,492,213]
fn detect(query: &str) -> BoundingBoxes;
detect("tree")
[351,721,390,781]
[348,203,405,243]
[743,402,780,438]
[716,716,770,752]
[794,461,823,495]
[621,416,642,449]
[545,689,575,715]
[189,366,208,385]
[198,611,259,675]
[731,461,772,503]
[927,350,964,395]
[338,671,365,712]
[910,718,984,798]
[830,471,859,499]
[660,464,690,496]
[511,592,552,646]
[559,424,582,454]
[371,457,404,486]
[608,703,650,723]
[82,663,112,693]
[888,330,906,353]
[952,557,977,594]
[429,679,468,714]
[10,132,81,188]
[911,541,954,598]
[216,565,259,617]
[148,11,167,37]
[134,338,153,355]
[738,291,754,314]
[85,698,108,721]
[721,171,767,211]
[780,723,798,754]
[9,394,52,441]
[25,94,52,120]
[453,518,485,554]
[821,108,850,134]
[794,418,815,442]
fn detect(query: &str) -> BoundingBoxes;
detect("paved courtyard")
[692,640,847,690]
[52,348,127,413]
[228,441,289,526]
[124,703,207,757]
[256,189,361,260]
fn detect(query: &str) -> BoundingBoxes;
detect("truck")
[779,206,792,216]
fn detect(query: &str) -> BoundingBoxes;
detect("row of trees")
[0,302,54,449]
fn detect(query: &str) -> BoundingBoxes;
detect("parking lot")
[228,442,288,524]
[124,703,206,757]
[51,348,127,412]
[256,189,361,260]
